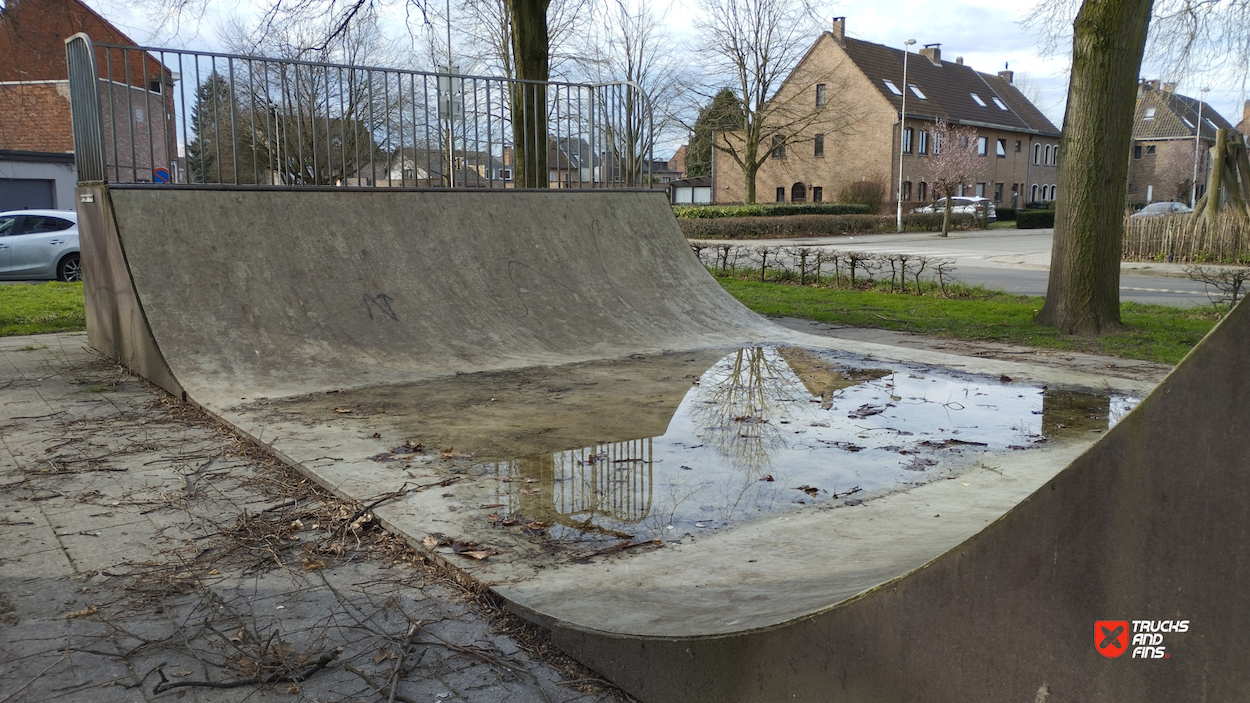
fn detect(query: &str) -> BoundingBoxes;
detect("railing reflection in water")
[495,438,652,534]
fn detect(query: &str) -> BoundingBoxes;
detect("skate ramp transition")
[79,184,1250,701]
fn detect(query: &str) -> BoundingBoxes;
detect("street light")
[897,38,916,233]
[1192,86,1210,207]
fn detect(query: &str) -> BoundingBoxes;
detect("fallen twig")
[387,623,420,703]
[152,648,340,694]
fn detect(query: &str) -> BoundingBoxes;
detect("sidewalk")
[0,333,625,703]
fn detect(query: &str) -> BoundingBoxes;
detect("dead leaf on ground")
[333,408,353,414]
[64,606,98,620]
[229,627,246,643]
[458,548,504,560]
[373,648,397,664]
[518,487,541,495]
[439,447,474,459]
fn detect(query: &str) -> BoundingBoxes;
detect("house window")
[903,128,914,154]
[970,92,987,107]
[996,139,1007,157]
[909,84,927,99]
[992,97,1009,110]
[1031,184,1038,201]
[149,79,163,93]
[1146,145,1156,155]
[975,183,986,197]
[500,169,512,180]
[902,181,912,200]
[977,137,988,156]
[1033,143,1041,164]
[918,182,927,201]
[791,182,807,202]
[933,133,942,155]
[960,135,969,148]
[1015,140,1022,152]
[918,131,928,155]
[994,183,1003,202]
[772,136,786,158]
[816,84,826,106]
[403,168,414,179]
[1134,145,1142,159]
[1044,144,1052,165]
[814,134,824,157]
[776,187,785,202]
[1144,107,1156,121]
[812,186,823,202]
[883,79,903,95]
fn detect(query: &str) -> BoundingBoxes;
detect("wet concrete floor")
[254,346,1138,546]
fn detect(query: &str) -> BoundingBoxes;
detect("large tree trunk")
[508,0,550,188]
[1034,0,1153,335]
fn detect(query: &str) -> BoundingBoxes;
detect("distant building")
[711,17,1060,207]
[0,0,178,209]
[668,145,687,178]
[1127,80,1238,205]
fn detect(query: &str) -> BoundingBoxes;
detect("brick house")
[711,17,1060,208]
[0,0,176,209]
[1127,80,1239,205]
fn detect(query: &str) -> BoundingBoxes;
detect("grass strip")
[0,282,86,337]
[717,277,1219,365]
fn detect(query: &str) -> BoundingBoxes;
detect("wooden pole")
[1205,128,1227,225]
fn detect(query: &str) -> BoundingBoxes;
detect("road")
[733,228,1217,308]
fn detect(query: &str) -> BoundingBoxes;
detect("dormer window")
[970,93,987,107]
[1206,117,1218,129]
[909,84,927,99]
[1182,117,1194,128]
[991,97,1008,110]
[1143,107,1156,121]
[883,79,903,96]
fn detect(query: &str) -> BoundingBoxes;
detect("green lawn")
[718,277,1219,365]
[0,282,86,336]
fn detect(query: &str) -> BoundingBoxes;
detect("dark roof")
[1133,86,1237,141]
[836,35,1060,137]
[669,175,711,188]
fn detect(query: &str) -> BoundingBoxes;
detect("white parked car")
[0,210,81,281]
[1129,201,1193,219]
[914,196,998,222]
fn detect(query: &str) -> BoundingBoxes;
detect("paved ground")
[714,228,1225,308]
[0,333,629,703]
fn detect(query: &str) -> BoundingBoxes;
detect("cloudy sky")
[86,0,1248,138]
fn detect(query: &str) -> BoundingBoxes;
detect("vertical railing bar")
[281,63,293,185]
[265,60,276,185]
[486,79,493,188]
[105,47,119,181]
[156,51,168,182]
[409,73,419,186]
[247,58,258,184]
[473,78,481,187]
[177,52,188,183]
[368,70,376,187]
[382,70,391,185]
[227,56,238,184]
[397,69,405,186]
[124,49,137,182]
[294,63,306,184]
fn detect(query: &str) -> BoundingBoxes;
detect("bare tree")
[1026,0,1250,335]
[573,0,687,183]
[696,0,861,203]
[927,119,981,238]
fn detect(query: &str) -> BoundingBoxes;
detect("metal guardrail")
[64,33,655,189]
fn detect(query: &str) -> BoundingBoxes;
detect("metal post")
[897,38,915,233]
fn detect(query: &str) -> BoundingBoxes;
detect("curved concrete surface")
[77,184,1249,701]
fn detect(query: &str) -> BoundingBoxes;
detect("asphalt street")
[735,228,1219,308]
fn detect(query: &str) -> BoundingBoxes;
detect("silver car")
[914,196,998,222]
[0,209,81,281]
[1129,201,1194,219]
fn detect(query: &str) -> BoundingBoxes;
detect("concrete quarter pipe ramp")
[79,184,1250,702]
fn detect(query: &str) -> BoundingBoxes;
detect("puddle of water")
[267,347,1138,544]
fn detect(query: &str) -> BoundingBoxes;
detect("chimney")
[918,43,941,66]
[1243,99,1250,124]
[1162,82,1176,93]
[998,70,1014,83]
[955,56,963,65]
[831,17,845,46]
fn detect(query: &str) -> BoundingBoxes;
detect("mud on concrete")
[0,333,630,703]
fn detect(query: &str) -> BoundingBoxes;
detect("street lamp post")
[897,38,916,233]
[1192,86,1210,207]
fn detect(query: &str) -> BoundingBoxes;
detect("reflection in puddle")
[479,347,1138,543]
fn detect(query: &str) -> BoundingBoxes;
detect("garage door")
[0,179,56,210]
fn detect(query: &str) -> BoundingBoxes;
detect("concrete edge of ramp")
[75,185,182,397]
[524,297,1250,702]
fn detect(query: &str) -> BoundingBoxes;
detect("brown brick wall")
[710,33,1060,208]
[0,82,73,152]
[1127,138,1205,203]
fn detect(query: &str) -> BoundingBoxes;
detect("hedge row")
[678,213,975,239]
[995,207,1017,221]
[1017,210,1056,229]
[672,202,872,218]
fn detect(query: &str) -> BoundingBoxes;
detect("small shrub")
[836,178,888,215]
[1017,210,1056,229]
[995,207,1017,221]
[672,203,871,218]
